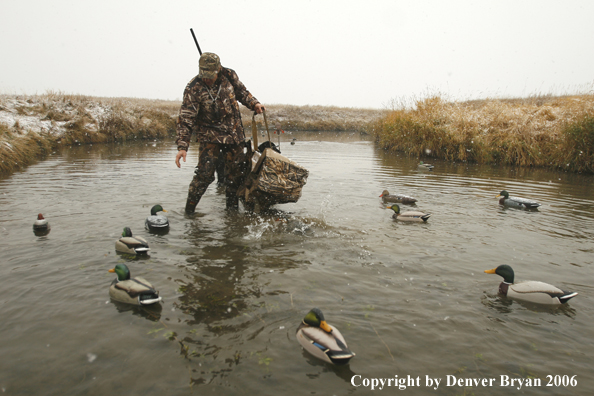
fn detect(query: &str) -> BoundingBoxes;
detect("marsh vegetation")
[2,91,593,174]
[0,92,386,174]
[372,94,594,173]
[0,92,178,173]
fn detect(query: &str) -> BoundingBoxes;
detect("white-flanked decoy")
[418,161,434,171]
[387,204,430,222]
[145,204,169,232]
[115,227,149,255]
[484,264,577,305]
[497,190,541,209]
[33,213,50,235]
[296,308,355,365]
[108,263,162,306]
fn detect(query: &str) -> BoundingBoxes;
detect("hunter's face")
[202,76,216,87]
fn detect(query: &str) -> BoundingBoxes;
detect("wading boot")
[185,198,199,214]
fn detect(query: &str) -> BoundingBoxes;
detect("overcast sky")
[1,0,593,109]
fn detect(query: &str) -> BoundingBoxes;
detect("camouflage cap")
[198,52,221,79]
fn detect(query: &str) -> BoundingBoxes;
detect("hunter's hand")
[175,150,187,168]
[254,103,266,114]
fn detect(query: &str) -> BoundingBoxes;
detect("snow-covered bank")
[0,93,178,173]
[0,93,387,174]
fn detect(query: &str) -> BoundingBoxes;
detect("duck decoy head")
[150,205,167,216]
[387,204,401,214]
[497,190,510,199]
[303,308,333,333]
[484,264,514,283]
[109,263,131,281]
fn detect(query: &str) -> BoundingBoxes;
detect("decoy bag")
[239,147,309,206]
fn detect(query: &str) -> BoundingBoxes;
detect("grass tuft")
[561,113,594,173]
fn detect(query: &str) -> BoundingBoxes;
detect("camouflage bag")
[238,112,308,209]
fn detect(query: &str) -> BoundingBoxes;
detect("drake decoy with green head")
[115,227,149,255]
[380,190,417,204]
[387,204,430,222]
[418,161,434,171]
[484,264,577,305]
[108,263,162,306]
[145,204,169,231]
[296,308,355,365]
[497,190,541,209]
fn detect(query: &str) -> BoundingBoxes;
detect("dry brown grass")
[0,92,179,173]
[240,104,387,132]
[3,91,592,175]
[1,92,388,174]
[372,94,594,173]
[0,123,53,173]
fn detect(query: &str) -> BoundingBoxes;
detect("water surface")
[1,132,592,395]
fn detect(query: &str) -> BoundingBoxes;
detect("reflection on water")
[111,300,163,322]
[481,292,578,318]
[0,134,593,395]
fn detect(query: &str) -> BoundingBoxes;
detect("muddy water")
[0,132,592,395]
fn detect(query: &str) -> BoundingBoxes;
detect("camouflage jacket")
[175,67,260,150]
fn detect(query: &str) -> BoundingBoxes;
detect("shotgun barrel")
[190,28,202,55]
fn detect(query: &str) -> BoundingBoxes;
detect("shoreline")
[0,93,386,175]
[2,92,592,176]
[372,94,594,174]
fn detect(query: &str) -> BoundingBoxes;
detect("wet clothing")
[187,142,250,207]
[176,67,260,209]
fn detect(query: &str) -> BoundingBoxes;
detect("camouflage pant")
[187,142,247,207]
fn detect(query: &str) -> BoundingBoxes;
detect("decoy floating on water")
[115,227,149,255]
[145,204,169,232]
[33,213,50,234]
[296,308,355,365]
[108,263,162,306]
[497,190,541,209]
[387,204,430,222]
[380,190,417,205]
[484,264,577,305]
[418,161,434,171]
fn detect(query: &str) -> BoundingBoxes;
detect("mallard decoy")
[380,190,417,204]
[145,204,169,231]
[296,308,355,365]
[108,263,162,305]
[418,161,434,171]
[497,190,541,209]
[387,204,430,222]
[484,264,577,305]
[33,213,50,232]
[115,227,149,255]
